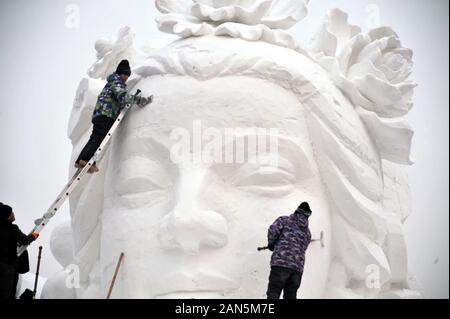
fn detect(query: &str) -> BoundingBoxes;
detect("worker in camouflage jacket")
[266,202,312,299]
[75,59,151,173]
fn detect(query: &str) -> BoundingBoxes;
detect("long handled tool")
[19,245,43,299]
[33,246,43,298]
[106,252,125,299]
[257,231,324,251]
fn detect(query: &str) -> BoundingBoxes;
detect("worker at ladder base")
[75,59,151,173]
[0,203,39,299]
[266,202,312,299]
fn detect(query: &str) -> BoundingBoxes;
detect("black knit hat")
[296,202,312,216]
[116,59,131,76]
[0,202,13,221]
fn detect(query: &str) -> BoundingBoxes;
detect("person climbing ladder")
[75,59,152,173]
[16,60,153,257]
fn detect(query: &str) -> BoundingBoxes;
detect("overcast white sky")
[0,0,448,298]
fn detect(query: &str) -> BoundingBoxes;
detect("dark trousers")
[0,262,16,299]
[267,266,303,299]
[76,115,115,163]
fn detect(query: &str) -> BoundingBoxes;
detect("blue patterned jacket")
[93,72,129,119]
[267,210,311,273]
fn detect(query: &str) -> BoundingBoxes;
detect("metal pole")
[106,252,124,299]
[33,246,43,298]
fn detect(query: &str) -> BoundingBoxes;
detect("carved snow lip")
[154,271,239,298]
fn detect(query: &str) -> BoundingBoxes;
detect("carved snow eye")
[114,157,173,196]
[116,176,166,196]
[235,167,295,187]
[210,134,314,196]
[115,178,171,209]
[226,161,297,196]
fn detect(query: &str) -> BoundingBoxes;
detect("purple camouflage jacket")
[267,210,311,273]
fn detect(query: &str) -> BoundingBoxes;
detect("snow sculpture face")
[101,72,331,298]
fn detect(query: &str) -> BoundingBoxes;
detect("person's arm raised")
[13,225,38,246]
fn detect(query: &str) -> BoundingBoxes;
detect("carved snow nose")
[158,162,228,254]
[159,207,228,254]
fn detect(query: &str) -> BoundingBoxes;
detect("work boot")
[75,159,88,168]
[88,163,99,174]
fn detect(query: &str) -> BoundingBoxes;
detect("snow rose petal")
[347,59,387,82]
[190,0,272,25]
[194,0,261,7]
[157,13,214,38]
[156,0,191,14]
[311,8,361,56]
[262,0,310,30]
[353,74,412,116]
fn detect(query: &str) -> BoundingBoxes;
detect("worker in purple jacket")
[266,202,312,299]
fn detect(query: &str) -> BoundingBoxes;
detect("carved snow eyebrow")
[213,133,314,179]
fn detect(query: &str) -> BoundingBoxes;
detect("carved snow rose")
[156,0,310,38]
[310,9,416,165]
[312,9,416,118]
[339,27,416,118]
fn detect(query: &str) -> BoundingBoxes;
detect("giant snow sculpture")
[41,1,419,299]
